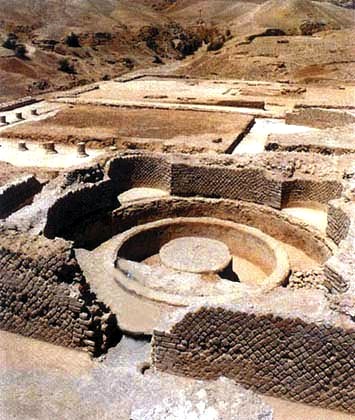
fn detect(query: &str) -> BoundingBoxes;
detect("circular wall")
[114,217,290,307]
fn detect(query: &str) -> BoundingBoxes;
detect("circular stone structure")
[114,217,291,308]
[160,237,231,274]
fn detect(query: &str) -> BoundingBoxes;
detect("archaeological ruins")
[1,4,355,414]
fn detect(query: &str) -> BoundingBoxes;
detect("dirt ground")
[0,161,57,187]
[1,105,254,153]
[0,330,353,420]
[70,76,355,113]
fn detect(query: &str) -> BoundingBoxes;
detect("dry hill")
[0,0,354,101]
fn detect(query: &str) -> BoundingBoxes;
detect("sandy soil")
[0,138,104,169]
[0,161,57,186]
[282,202,328,233]
[263,395,353,420]
[79,77,355,110]
[0,330,92,376]
[1,105,254,153]
[0,330,352,420]
[175,28,355,84]
[119,187,169,204]
[233,118,315,154]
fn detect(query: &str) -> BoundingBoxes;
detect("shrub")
[15,44,27,58]
[2,33,18,50]
[65,32,80,48]
[207,36,225,52]
[58,58,76,74]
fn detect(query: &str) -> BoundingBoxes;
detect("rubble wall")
[152,305,355,413]
[0,230,119,356]
[286,108,355,128]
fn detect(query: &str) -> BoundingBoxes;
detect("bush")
[2,33,18,50]
[65,32,80,48]
[207,36,225,52]
[15,44,27,58]
[58,58,76,74]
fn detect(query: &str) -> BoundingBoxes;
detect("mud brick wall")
[327,202,351,245]
[171,163,282,209]
[152,306,355,413]
[0,176,42,219]
[0,230,118,355]
[282,179,342,205]
[108,154,172,194]
[323,263,350,293]
[288,269,327,291]
[44,180,117,239]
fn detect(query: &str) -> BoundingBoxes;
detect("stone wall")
[111,198,332,263]
[0,96,40,112]
[152,303,355,413]
[0,229,119,356]
[0,176,42,219]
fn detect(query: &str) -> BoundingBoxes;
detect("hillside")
[173,0,355,83]
[233,0,354,35]
[0,0,354,101]
[0,0,201,101]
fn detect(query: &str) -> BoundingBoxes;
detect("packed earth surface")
[0,1,355,419]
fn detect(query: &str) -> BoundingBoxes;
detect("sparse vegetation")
[2,33,18,50]
[15,44,27,58]
[58,58,76,74]
[65,32,80,48]
[207,36,225,52]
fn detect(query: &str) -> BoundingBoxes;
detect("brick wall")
[152,304,355,413]
[171,163,282,209]
[0,176,42,219]
[108,154,172,194]
[282,179,342,205]
[0,230,119,356]
[44,180,117,239]
[327,201,351,245]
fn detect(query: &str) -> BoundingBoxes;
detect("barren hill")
[173,0,355,83]
[233,0,354,35]
[0,0,354,101]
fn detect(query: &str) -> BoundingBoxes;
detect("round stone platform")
[160,236,232,274]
